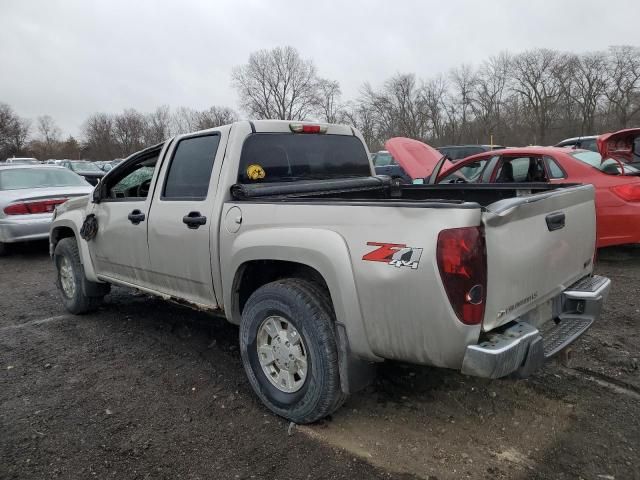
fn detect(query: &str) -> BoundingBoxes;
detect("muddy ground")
[0,241,638,480]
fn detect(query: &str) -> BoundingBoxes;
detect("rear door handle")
[183,211,207,229]
[546,212,565,231]
[128,209,146,225]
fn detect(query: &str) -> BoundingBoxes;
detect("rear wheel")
[240,279,346,423]
[54,237,109,314]
[0,242,7,256]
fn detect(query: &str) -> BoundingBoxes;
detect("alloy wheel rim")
[59,257,76,299]
[256,315,308,393]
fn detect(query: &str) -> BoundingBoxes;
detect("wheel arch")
[221,228,382,361]
[50,218,100,282]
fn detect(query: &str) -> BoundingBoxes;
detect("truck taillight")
[289,123,327,134]
[611,183,640,202]
[4,198,68,215]
[436,226,487,325]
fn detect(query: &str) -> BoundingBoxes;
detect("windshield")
[570,150,640,175]
[0,168,90,190]
[372,152,395,167]
[238,133,371,183]
[69,161,102,173]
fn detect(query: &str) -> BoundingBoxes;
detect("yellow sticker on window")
[246,164,266,180]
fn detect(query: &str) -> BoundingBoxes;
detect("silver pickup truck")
[50,120,611,423]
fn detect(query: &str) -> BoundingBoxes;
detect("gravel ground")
[1,241,638,480]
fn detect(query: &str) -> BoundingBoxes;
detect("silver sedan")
[0,165,94,255]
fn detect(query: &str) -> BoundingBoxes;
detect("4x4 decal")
[362,242,423,269]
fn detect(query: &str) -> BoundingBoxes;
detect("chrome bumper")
[461,275,611,379]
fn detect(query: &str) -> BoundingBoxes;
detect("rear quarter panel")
[220,201,483,369]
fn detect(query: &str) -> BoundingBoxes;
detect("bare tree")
[339,100,382,151]
[448,64,477,142]
[232,46,320,120]
[316,79,342,123]
[195,106,238,130]
[567,52,608,134]
[510,49,570,144]
[171,105,238,134]
[423,75,449,141]
[0,103,31,158]
[113,109,146,156]
[82,113,117,161]
[604,46,640,128]
[362,74,431,141]
[144,105,172,144]
[471,53,511,143]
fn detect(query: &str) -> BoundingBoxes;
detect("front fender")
[50,214,100,283]
[222,227,380,362]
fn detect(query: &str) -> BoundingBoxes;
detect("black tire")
[54,237,109,314]
[240,279,346,423]
[0,242,7,257]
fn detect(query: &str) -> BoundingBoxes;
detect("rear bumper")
[0,215,52,243]
[461,275,611,378]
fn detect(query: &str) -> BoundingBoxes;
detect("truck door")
[146,131,225,308]
[89,146,163,287]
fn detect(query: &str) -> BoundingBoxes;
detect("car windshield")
[570,150,640,175]
[372,152,395,167]
[0,168,89,190]
[69,161,102,172]
[238,133,371,183]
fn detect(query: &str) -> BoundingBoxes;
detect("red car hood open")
[597,128,640,163]
[385,137,453,180]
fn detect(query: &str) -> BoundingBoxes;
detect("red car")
[432,146,640,247]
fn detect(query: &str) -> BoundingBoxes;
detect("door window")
[495,156,547,182]
[163,134,220,199]
[104,151,160,200]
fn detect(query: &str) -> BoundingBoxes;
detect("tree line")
[2,44,639,161]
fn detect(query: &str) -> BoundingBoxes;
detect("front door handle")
[128,209,146,225]
[183,211,207,229]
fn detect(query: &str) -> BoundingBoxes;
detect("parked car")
[597,127,640,170]
[428,146,640,247]
[50,120,609,424]
[0,165,93,255]
[371,150,411,183]
[4,157,40,165]
[555,135,599,152]
[60,160,105,185]
[437,145,505,161]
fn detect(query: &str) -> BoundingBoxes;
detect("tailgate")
[482,185,596,331]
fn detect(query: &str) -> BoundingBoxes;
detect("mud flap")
[336,323,377,394]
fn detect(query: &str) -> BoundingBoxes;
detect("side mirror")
[92,185,102,203]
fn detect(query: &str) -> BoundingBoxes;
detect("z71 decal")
[362,242,423,269]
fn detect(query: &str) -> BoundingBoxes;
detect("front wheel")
[0,242,7,256]
[54,237,109,314]
[240,279,346,423]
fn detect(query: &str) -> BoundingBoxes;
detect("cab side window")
[163,134,220,199]
[544,156,566,179]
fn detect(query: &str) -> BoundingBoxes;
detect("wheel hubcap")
[256,316,308,393]
[59,257,76,298]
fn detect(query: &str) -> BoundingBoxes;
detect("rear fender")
[223,227,380,363]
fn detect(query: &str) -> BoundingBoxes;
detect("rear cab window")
[237,133,371,184]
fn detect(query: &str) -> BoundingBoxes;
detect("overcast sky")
[1,0,639,137]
